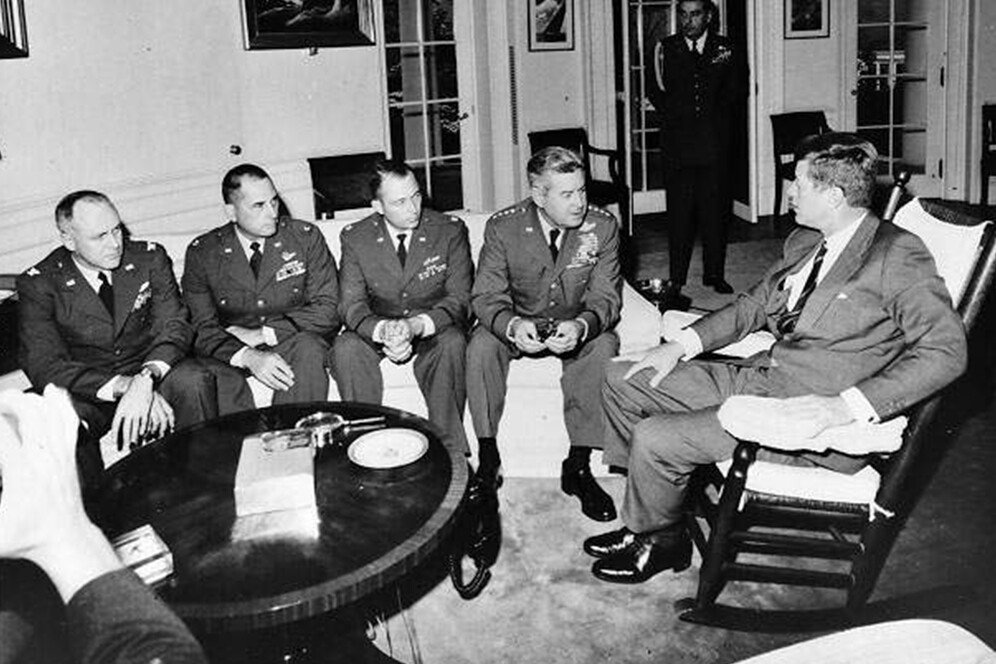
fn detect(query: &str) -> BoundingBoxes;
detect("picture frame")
[241,0,375,51]
[785,0,829,39]
[528,0,574,52]
[0,0,28,59]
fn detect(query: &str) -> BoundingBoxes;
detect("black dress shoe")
[658,281,692,313]
[561,461,617,522]
[591,534,692,584]
[583,527,637,558]
[474,461,504,492]
[703,276,734,294]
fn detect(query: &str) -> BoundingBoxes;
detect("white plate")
[347,428,429,469]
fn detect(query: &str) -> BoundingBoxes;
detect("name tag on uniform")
[276,259,306,282]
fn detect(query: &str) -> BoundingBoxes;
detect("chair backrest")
[770,111,831,169]
[527,128,592,173]
[877,200,996,502]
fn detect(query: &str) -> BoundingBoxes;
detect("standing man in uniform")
[647,0,746,310]
[467,146,622,522]
[182,164,340,406]
[17,190,217,477]
[331,159,473,452]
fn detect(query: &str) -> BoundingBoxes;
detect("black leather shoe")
[474,461,504,492]
[658,281,692,313]
[703,276,734,294]
[591,534,692,584]
[584,527,637,558]
[561,461,617,522]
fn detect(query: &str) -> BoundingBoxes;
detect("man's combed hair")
[369,158,417,200]
[527,146,585,190]
[795,132,878,209]
[222,163,271,204]
[54,190,115,230]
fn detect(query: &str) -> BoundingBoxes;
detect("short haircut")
[222,163,272,204]
[795,131,878,209]
[369,159,417,200]
[527,146,585,191]
[54,190,116,231]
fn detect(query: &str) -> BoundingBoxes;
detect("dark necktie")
[549,229,560,262]
[397,233,408,267]
[776,242,828,335]
[97,272,114,317]
[249,241,262,278]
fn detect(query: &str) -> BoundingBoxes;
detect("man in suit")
[183,164,340,406]
[587,133,967,583]
[330,159,473,452]
[17,190,216,470]
[647,0,747,310]
[467,146,623,521]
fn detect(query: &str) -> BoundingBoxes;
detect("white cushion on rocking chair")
[715,457,881,506]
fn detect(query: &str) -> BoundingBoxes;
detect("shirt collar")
[233,226,264,260]
[536,209,564,245]
[71,255,111,292]
[686,32,708,54]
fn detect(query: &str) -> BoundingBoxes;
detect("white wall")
[0,1,385,273]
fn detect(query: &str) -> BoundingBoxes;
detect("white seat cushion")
[716,457,881,506]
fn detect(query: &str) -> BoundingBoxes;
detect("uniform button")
[114,349,122,356]
[257,299,265,307]
[403,309,411,315]
[549,301,556,307]
[550,283,557,289]
[402,292,409,298]
[259,316,266,323]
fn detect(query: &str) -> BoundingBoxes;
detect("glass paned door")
[849,0,946,193]
[383,0,464,211]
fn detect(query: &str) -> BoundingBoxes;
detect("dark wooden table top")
[90,401,469,633]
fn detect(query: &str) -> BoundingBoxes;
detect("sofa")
[1,207,661,477]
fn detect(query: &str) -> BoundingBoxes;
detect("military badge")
[133,282,152,310]
[276,259,306,282]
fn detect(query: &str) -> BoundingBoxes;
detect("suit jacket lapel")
[62,257,113,327]
[374,217,405,282]
[218,225,257,292]
[401,224,431,285]
[525,205,556,272]
[798,216,880,329]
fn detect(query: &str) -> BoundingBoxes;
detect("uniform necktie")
[549,229,560,262]
[97,272,114,316]
[777,242,827,335]
[397,233,408,267]
[249,242,262,278]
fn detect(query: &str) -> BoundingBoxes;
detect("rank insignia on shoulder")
[26,267,40,277]
[124,263,135,271]
[146,241,158,251]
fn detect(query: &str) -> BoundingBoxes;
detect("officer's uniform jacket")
[472,199,622,343]
[182,218,340,363]
[339,209,473,339]
[17,241,192,398]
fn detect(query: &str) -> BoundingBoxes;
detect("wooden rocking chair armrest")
[715,440,759,512]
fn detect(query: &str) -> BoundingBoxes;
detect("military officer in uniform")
[467,146,622,521]
[182,164,340,406]
[17,190,217,477]
[646,0,746,310]
[330,159,472,451]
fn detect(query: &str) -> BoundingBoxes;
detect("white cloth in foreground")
[718,395,907,455]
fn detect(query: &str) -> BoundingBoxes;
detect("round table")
[91,401,469,637]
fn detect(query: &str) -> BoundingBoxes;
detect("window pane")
[425,45,458,100]
[389,107,426,162]
[894,127,926,174]
[858,1,888,24]
[856,76,889,127]
[894,24,928,76]
[423,0,454,41]
[428,158,463,211]
[386,46,423,105]
[892,78,927,126]
[427,102,462,158]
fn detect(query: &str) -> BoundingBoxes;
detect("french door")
[381,0,476,211]
[842,0,947,195]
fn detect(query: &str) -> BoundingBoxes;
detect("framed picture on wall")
[528,0,574,52]
[241,0,375,50]
[0,0,28,59]
[785,0,829,39]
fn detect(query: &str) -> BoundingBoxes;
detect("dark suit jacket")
[472,200,622,343]
[692,214,967,421]
[182,218,340,363]
[17,241,192,398]
[646,31,746,166]
[339,209,473,340]
[68,569,206,663]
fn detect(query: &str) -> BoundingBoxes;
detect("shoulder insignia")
[191,238,200,247]
[65,279,76,287]
[26,267,39,277]
[124,263,135,271]
[146,241,158,251]
[301,222,313,232]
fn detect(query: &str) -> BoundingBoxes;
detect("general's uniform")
[602,215,967,532]
[467,200,622,448]
[182,218,340,406]
[331,209,473,451]
[647,30,746,285]
[17,242,217,463]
